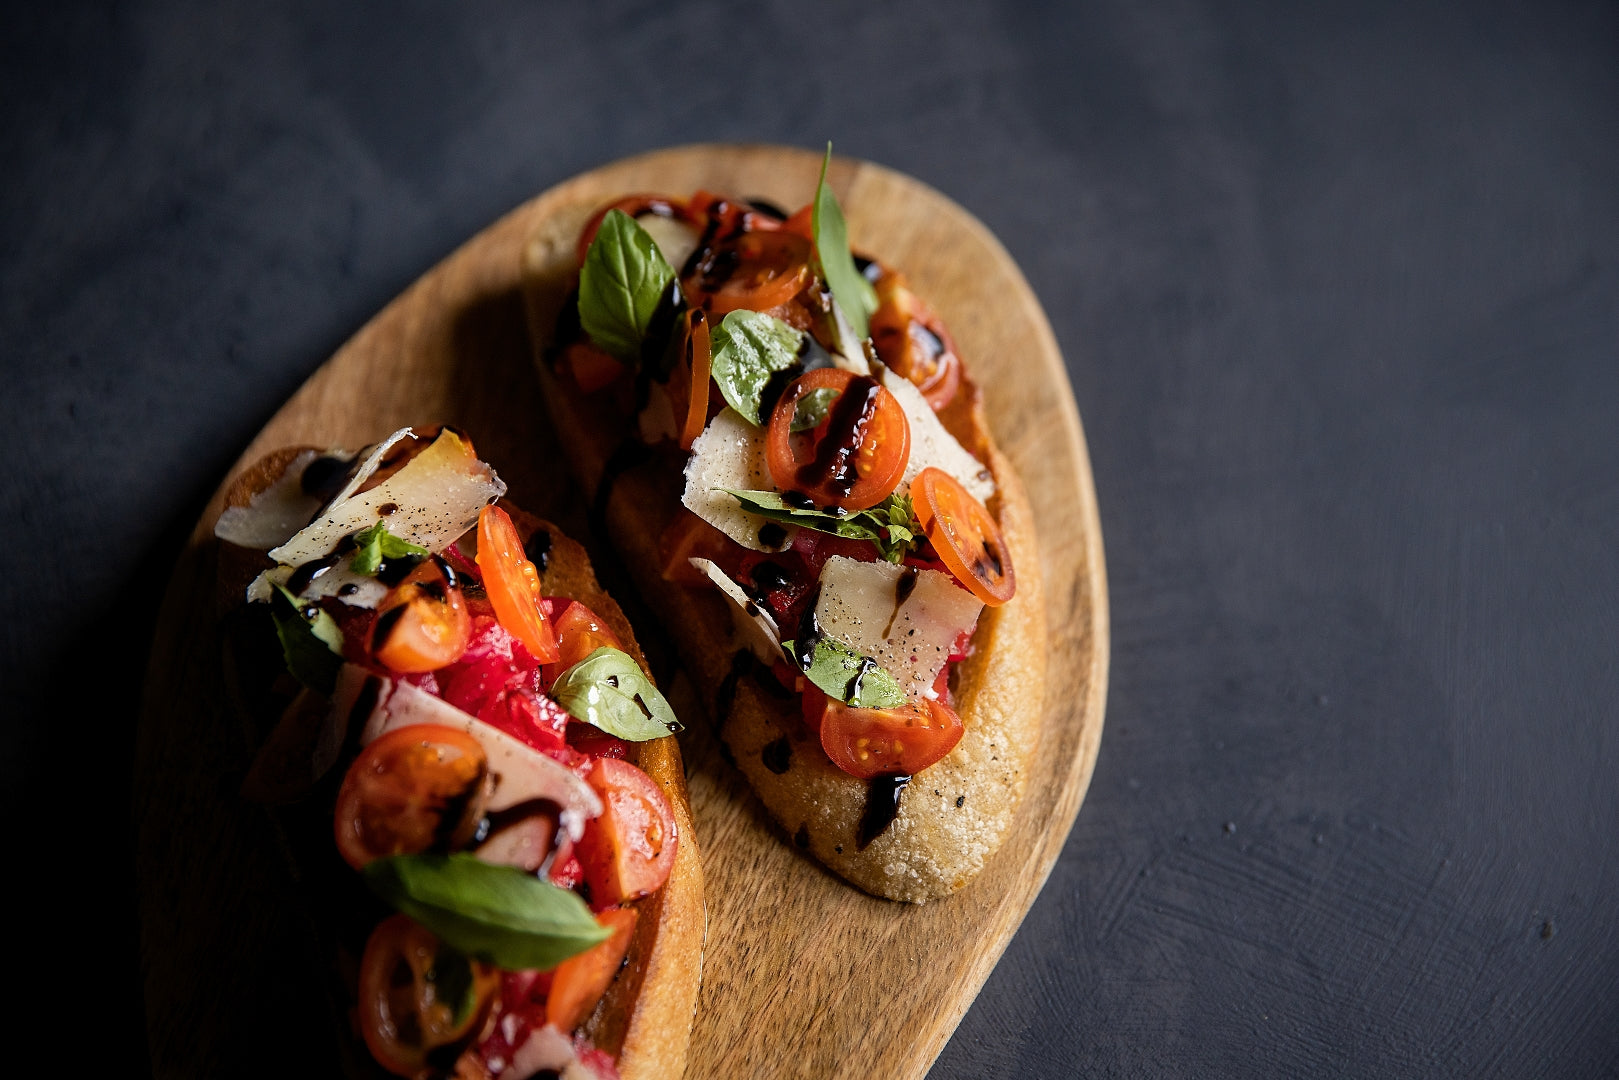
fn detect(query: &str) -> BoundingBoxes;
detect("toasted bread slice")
[520,221,1047,903]
[218,446,704,1079]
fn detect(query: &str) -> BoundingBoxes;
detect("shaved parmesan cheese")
[359,677,602,840]
[246,562,389,607]
[214,449,324,549]
[881,368,995,503]
[682,407,789,551]
[268,428,505,568]
[322,427,413,511]
[813,555,982,699]
[639,215,699,275]
[689,557,781,663]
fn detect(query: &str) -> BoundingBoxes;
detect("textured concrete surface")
[3,1,1616,1076]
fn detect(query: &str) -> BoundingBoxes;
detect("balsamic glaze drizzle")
[857,773,911,850]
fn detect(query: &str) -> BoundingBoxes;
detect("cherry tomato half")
[870,274,962,411]
[910,466,1016,606]
[371,557,472,674]
[539,600,625,687]
[477,504,560,664]
[819,696,964,779]
[358,914,499,1078]
[545,906,639,1033]
[679,309,713,450]
[692,229,812,315]
[334,723,489,870]
[765,368,911,512]
[575,194,700,265]
[576,758,677,908]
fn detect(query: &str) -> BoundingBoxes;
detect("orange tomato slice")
[476,504,560,664]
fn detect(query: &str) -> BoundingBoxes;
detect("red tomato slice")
[870,273,962,411]
[576,758,677,908]
[334,724,489,870]
[370,558,472,674]
[545,906,639,1032]
[819,697,964,779]
[575,194,699,265]
[358,915,498,1077]
[477,504,561,664]
[540,600,625,687]
[765,368,911,511]
[910,466,1016,606]
[694,229,812,315]
[679,309,712,450]
[563,341,626,394]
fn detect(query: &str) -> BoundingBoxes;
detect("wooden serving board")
[135,143,1108,1079]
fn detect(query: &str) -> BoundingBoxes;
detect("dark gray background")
[4,1,1616,1076]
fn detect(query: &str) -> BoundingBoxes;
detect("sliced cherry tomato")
[870,274,962,411]
[334,724,489,870]
[765,368,911,512]
[819,696,964,779]
[692,229,812,315]
[679,309,712,450]
[576,758,677,908]
[540,600,625,687]
[910,466,1015,606]
[477,504,561,664]
[576,194,699,265]
[370,557,472,674]
[546,906,639,1032]
[358,914,498,1077]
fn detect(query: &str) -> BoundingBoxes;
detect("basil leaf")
[363,853,611,970]
[550,647,684,741]
[718,489,883,542]
[348,521,428,576]
[782,637,906,709]
[791,387,839,431]
[578,209,677,363]
[811,143,878,340]
[709,310,806,426]
[269,583,343,695]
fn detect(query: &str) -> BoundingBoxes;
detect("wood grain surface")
[135,144,1108,1079]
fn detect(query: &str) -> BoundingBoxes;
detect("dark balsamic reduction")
[371,604,407,646]
[338,583,359,597]
[745,197,789,220]
[374,555,423,587]
[524,529,552,572]
[894,568,918,608]
[783,491,816,511]
[299,455,352,500]
[857,773,911,850]
[796,375,882,497]
[761,737,792,775]
[432,553,458,591]
[590,440,653,541]
[641,278,688,380]
[758,522,788,548]
[286,554,339,596]
[376,502,398,516]
[846,656,879,703]
[793,586,824,671]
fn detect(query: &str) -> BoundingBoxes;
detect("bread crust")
[520,231,1046,902]
[218,450,703,1079]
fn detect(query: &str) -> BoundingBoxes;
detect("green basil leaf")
[782,637,907,709]
[791,387,839,431]
[363,854,611,970]
[709,309,806,426]
[811,143,878,340]
[578,209,677,362]
[550,646,684,741]
[270,583,343,695]
[348,521,429,576]
[718,489,884,543]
